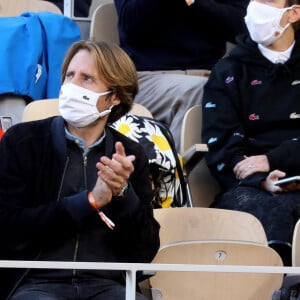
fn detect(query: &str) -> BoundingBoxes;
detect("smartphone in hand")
[274,176,300,186]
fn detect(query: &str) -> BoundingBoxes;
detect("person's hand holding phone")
[262,170,300,194]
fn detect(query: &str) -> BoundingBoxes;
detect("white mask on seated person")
[245,1,292,46]
[59,83,113,127]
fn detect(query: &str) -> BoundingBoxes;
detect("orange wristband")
[88,191,115,230]
[88,192,100,210]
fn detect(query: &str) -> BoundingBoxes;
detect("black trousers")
[212,186,300,265]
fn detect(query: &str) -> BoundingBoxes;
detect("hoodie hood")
[227,33,300,76]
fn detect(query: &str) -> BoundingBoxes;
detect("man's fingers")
[115,141,126,156]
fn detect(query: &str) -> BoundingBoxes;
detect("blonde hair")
[61,40,138,123]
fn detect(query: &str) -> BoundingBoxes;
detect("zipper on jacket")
[83,155,88,187]
[72,154,88,279]
[72,231,80,278]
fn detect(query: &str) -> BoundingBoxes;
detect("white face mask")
[59,83,113,127]
[244,1,292,46]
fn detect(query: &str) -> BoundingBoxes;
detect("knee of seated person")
[183,76,208,102]
[186,73,209,86]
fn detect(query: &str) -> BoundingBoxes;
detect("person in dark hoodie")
[202,0,300,266]
[0,40,160,300]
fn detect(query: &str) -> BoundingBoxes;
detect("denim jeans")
[10,278,147,300]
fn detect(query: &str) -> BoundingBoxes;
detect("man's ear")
[288,5,300,23]
[110,92,121,106]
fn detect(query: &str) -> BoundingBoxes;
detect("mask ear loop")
[98,105,114,118]
[104,89,118,111]
[285,5,300,26]
[107,105,114,112]
[276,7,291,28]
[279,5,298,29]
[97,89,114,115]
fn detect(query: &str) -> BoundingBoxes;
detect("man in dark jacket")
[0,40,160,300]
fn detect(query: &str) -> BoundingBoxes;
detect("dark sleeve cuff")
[239,172,268,188]
[63,190,94,223]
[63,183,140,223]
